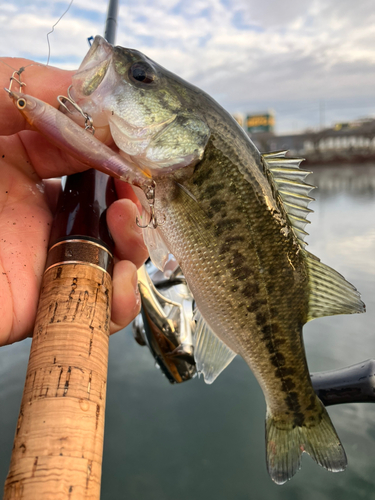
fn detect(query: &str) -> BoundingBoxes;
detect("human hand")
[0,58,147,346]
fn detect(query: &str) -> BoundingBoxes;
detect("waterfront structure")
[249,118,375,163]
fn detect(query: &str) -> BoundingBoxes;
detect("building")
[249,118,375,163]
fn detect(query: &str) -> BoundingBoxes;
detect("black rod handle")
[311,359,375,406]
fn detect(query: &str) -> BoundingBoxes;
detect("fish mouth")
[72,36,113,97]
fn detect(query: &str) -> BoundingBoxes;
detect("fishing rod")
[3,1,119,499]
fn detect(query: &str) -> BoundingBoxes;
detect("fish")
[14,35,366,484]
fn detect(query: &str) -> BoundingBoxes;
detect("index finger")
[0,57,74,136]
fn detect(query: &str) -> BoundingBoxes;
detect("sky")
[1,0,375,134]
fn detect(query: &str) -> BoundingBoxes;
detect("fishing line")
[0,57,37,76]
[0,58,20,73]
[46,0,75,66]
[0,0,75,78]
[0,57,41,76]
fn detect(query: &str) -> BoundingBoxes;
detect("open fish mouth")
[73,36,113,97]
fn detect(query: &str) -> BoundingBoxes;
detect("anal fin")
[193,309,237,384]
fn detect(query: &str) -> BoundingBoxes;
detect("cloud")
[1,0,374,133]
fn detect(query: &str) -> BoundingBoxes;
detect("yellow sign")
[246,113,275,133]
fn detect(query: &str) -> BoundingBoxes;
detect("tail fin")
[265,400,347,485]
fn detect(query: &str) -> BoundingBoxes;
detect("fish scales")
[64,35,364,483]
[155,133,316,424]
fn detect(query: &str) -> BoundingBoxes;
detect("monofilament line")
[46,0,74,66]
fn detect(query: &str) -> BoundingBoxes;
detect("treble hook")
[136,181,166,229]
[57,85,95,134]
[6,68,26,94]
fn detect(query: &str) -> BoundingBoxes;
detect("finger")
[114,180,143,211]
[110,260,140,334]
[107,198,148,269]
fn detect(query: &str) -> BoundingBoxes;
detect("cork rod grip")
[4,242,113,500]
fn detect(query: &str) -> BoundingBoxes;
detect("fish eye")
[129,63,156,85]
[17,98,26,109]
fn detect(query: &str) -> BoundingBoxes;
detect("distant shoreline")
[303,154,375,166]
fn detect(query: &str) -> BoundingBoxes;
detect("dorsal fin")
[262,152,365,320]
[305,251,365,321]
[193,309,237,384]
[262,151,315,246]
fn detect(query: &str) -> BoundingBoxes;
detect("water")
[1,164,375,499]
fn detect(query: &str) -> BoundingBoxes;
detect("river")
[1,163,375,499]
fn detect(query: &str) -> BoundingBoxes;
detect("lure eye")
[16,98,27,109]
[129,63,156,85]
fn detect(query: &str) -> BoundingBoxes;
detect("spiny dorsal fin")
[305,251,365,321]
[193,309,237,384]
[262,151,315,246]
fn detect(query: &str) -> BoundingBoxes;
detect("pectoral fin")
[142,214,170,271]
[193,309,237,384]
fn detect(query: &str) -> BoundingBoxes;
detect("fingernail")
[132,273,141,314]
[132,270,140,304]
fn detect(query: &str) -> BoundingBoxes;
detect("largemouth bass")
[72,36,365,483]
